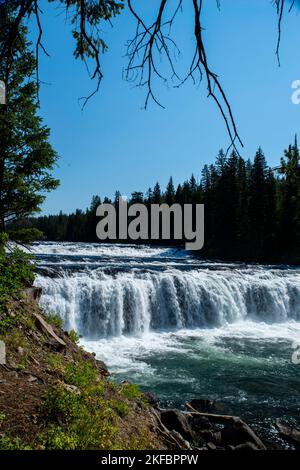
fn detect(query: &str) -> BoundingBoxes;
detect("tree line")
[10,141,300,264]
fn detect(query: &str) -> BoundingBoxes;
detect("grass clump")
[0,233,35,333]
[108,399,129,418]
[68,329,80,344]
[46,313,63,329]
[42,386,84,424]
[46,355,98,389]
[64,361,98,388]
[0,236,35,302]
[2,329,27,350]
[120,383,148,409]
[0,435,32,450]
[41,385,119,450]
[47,353,65,373]
[39,426,78,450]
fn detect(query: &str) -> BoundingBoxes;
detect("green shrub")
[47,355,99,389]
[0,313,20,335]
[69,329,80,344]
[0,235,35,327]
[120,383,148,409]
[39,426,78,450]
[65,361,98,388]
[41,385,119,450]
[47,353,65,373]
[0,435,31,450]
[3,330,27,350]
[108,399,129,418]
[47,313,63,329]
[120,383,142,400]
[42,386,84,424]
[0,236,35,333]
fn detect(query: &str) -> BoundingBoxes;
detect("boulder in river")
[160,409,194,441]
[276,420,300,446]
[188,399,217,413]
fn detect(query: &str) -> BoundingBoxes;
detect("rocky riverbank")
[0,288,299,451]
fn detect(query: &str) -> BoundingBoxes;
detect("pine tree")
[0,14,58,232]
[175,184,183,205]
[130,192,144,204]
[278,137,300,260]
[189,174,197,193]
[215,149,227,175]
[87,195,101,242]
[165,177,176,205]
[248,148,269,259]
[152,183,162,204]
[145,187,153,207]
[236,156,250,258]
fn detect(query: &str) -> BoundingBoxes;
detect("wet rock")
[199,430,217,443]
[22,287,42,302]
[187,399,217,413]
[160,409,193,441]
[188,415,212,432]
[220,419,266,449]
[276,420,300,445]
[143,392,159,408]
[79,349,109,375]
[212,431,222,444]
[95,359,109,376]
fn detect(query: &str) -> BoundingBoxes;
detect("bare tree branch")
[275,0,285,66]
[125,0,243,153]
[0,0,299,149]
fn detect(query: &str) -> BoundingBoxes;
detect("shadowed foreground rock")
[154,406,266,451]
[276,420,300,447]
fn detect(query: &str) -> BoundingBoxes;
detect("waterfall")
[35,267,300,339]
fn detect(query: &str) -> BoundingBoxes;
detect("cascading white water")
[32,242,300,443]
[35,265,300,339]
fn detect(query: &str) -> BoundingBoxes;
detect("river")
[33,241,300,447]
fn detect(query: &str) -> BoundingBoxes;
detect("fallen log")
[186,402,239,421]
[186,402,266,450]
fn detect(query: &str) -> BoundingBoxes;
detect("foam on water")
[29,241,186,259]
[81,321,300,376]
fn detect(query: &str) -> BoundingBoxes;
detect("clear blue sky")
[30,0,300,214]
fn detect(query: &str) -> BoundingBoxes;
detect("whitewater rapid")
[34,242,300,338]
